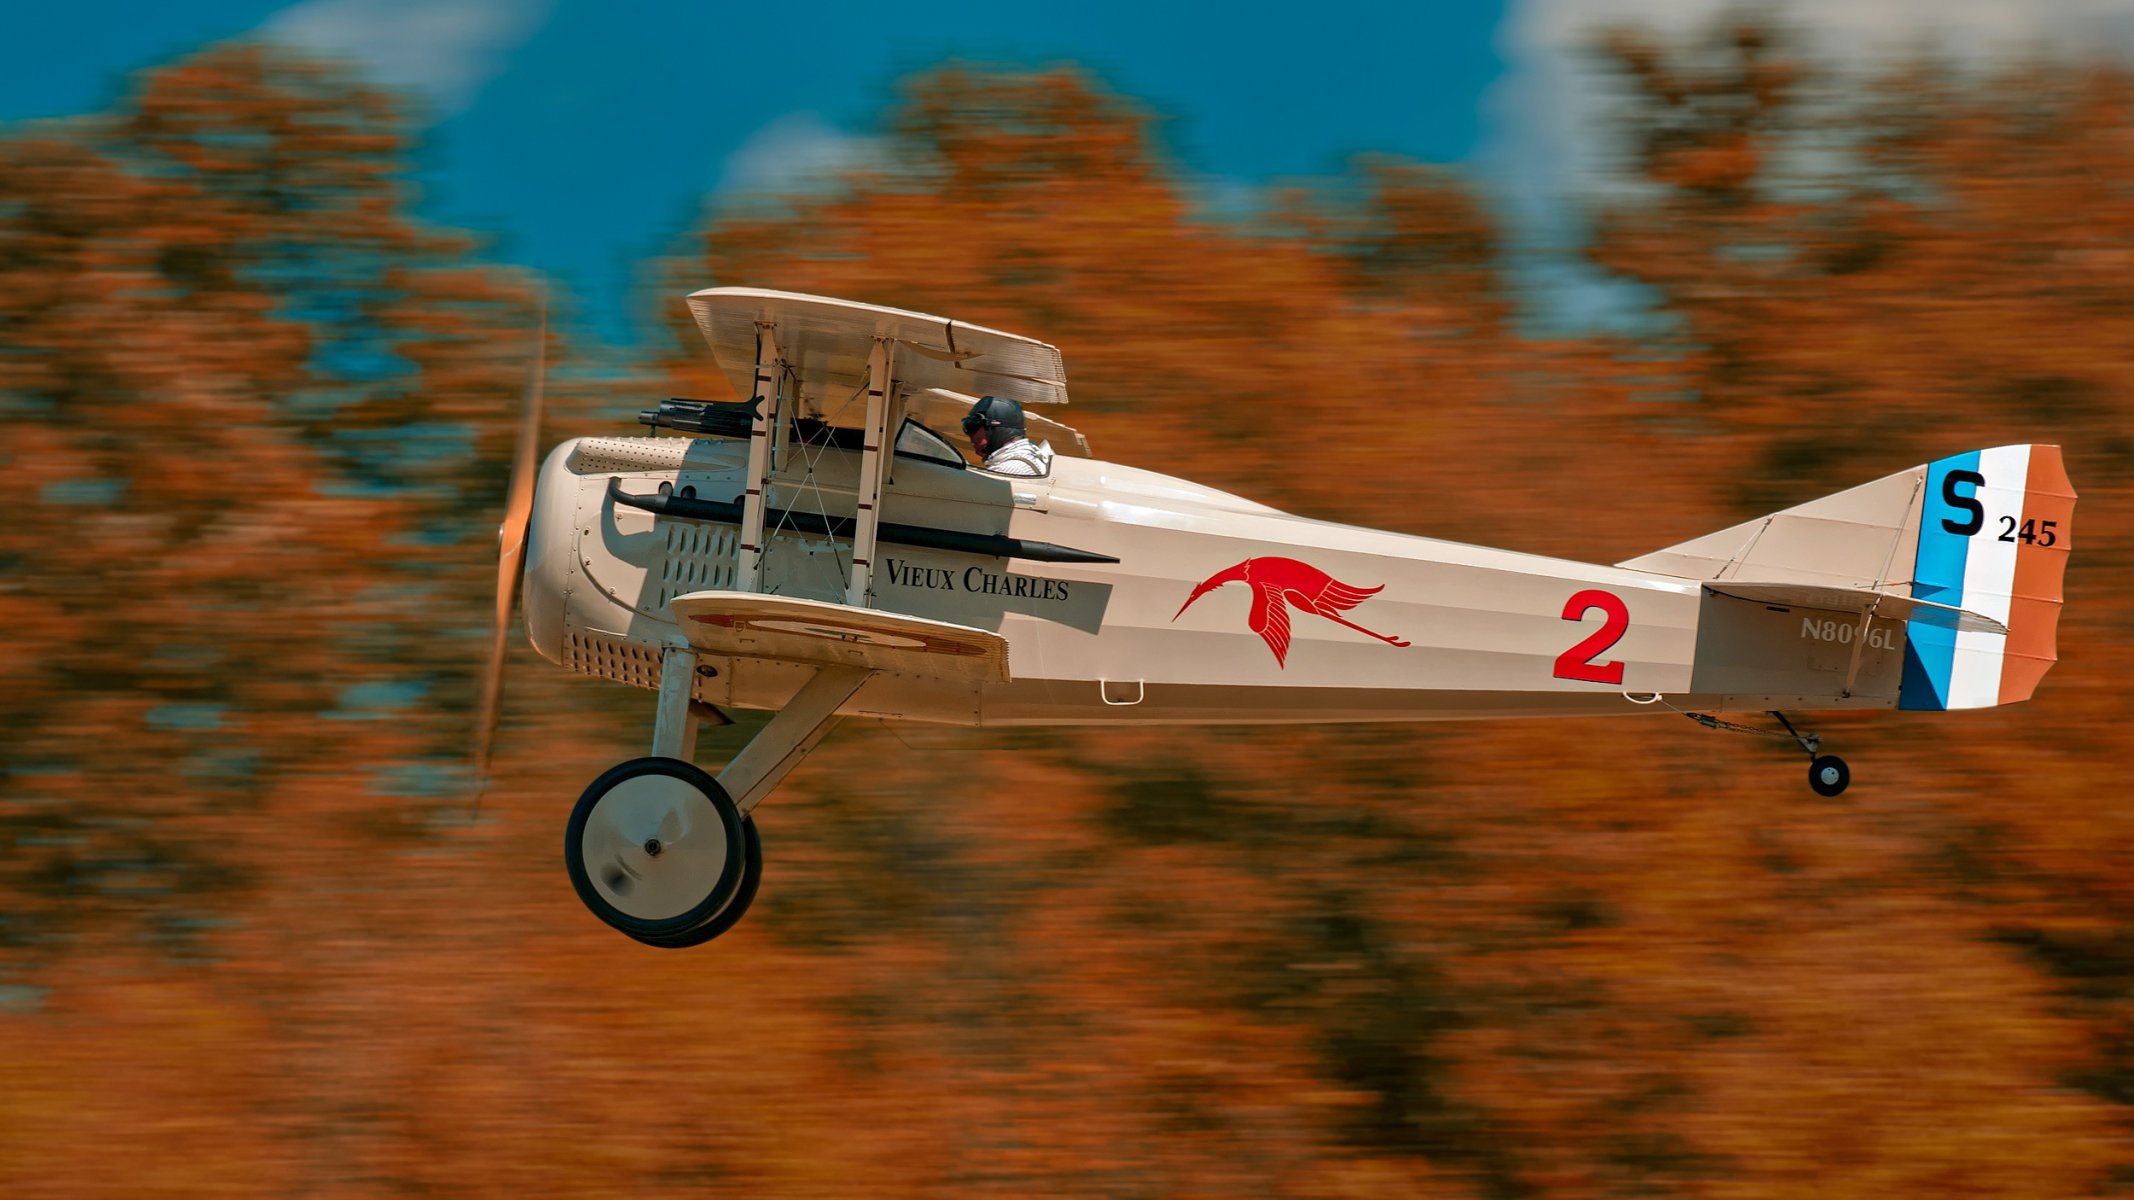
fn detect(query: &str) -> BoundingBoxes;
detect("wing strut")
[847,336,899,607]
[736,323,785,592]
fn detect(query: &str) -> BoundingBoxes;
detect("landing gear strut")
[563,647,869,947]
[1771,712,1850,798]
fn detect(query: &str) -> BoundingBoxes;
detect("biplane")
[477,288,2076,948]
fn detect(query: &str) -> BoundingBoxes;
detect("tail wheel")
[1808,755,1851,798]
[565,757,751,943]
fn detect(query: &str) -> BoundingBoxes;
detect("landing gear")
[1681,709,1852,796]
[564,647,870,948]
[1807,755,1851,798]
[564,757,757,945]
[1772,712,1849,797]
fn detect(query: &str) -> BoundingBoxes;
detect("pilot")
[962,395,1050,477]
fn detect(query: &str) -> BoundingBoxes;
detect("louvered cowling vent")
[657,521,737,609]
[562,630,664,689]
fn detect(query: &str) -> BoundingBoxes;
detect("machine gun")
[638,397,758,438]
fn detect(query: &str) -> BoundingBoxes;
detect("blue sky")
[11,0,2130,342]
[4,0,1504,342]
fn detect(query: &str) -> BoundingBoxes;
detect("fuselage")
[522,429,1907,726]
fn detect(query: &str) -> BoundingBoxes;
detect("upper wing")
[686,288,1069,420]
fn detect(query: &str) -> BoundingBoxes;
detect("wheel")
[1808,755,1851,798]
[627,818,763,949]
[565,756,747,942]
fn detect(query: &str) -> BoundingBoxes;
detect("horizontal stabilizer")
[1706,583,2008,636]
[669,591,1010,684]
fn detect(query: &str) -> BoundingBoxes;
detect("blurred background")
[3,1,2131,1195]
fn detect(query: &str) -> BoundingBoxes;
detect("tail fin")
[1902,446,2075,709]
[1618,445,2076,710]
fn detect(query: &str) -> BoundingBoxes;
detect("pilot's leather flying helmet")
[961,395,1025,449]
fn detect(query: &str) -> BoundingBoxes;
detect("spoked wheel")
[1808,754,1851,798]
[565,757,758,946]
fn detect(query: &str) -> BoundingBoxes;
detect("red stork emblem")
[1172,557,1411,668]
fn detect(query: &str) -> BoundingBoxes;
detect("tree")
[0,44,540,962]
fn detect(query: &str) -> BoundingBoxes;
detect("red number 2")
[1554,589,1629,684]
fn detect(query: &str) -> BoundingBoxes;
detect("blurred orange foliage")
[3,25,2132,1199]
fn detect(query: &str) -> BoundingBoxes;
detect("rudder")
[1900,445,2075,710]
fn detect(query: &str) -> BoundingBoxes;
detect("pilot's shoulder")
[982,439,1051,477]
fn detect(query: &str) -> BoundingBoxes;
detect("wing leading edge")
[668,591,1011,685]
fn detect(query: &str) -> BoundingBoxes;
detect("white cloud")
[715,112,891,197]
[260,0,550,114]
[1182,173,1266,224]
[1483,0,2134,235]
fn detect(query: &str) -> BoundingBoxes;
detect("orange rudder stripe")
[2000,444,2076,705]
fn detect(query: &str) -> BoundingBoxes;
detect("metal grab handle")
[1099,679,1145,706]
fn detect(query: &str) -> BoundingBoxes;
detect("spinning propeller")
[473,305,548,786]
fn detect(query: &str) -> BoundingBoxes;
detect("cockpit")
[639,393,1082,480]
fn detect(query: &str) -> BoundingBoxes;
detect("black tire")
[1808,755,1851,798]
[565,756,745,941]
[628,818,763,949]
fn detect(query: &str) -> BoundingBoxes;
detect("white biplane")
[478,288,2076,947]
